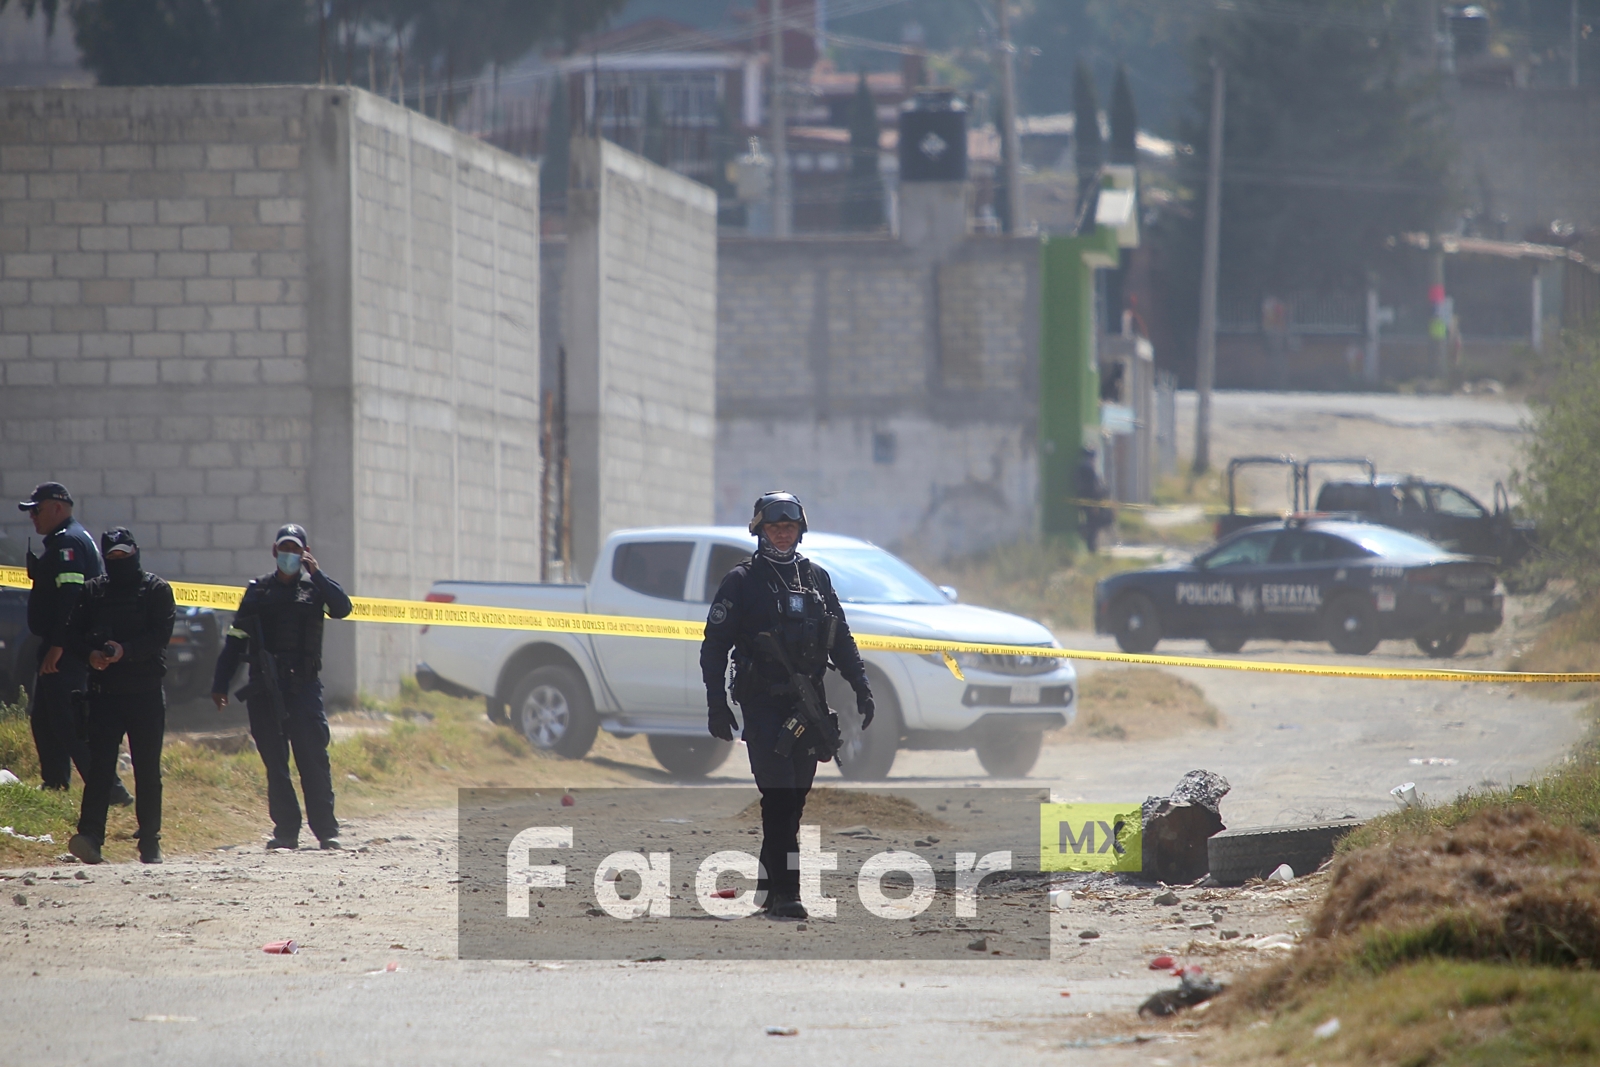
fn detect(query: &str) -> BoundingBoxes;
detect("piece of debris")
[764,1026,799,1037]
[131,1015,197,1023]
[1078,929,1100,940]
[1266,864,1294,882]
[1188,920,1216,930]
[1152,890,1180,906]
[1313,1018,1341,1039]
[633,955,666,963]
[711,888,738,899]
[1141,770,1230,884]
[12,894,26,906]
[0,769,19,784]
[1391,782,1420,809]
[1409,757,1457,766]
[261,939,299,955]
[966,936,988,951]
[1138,968,1226,1017]
[1148,955,1175,970]
[1220,929,1241,940]
[560,793,575,807]
[0,826,55,844]
[1062,1035,1157,1048]
[74,871,87,880]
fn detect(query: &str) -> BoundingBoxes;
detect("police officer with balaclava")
[210,524,352,851]
[17,481,132,806]
[64,528,175,865]
[699,492,874,920]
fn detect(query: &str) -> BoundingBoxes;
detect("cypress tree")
[1109,63,1137,166]
[1072,60,1102,227]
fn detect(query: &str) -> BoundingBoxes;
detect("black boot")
[139,836,162,864]
[68,834,104,865]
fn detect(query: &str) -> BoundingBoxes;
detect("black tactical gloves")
[707,698,738,742]
[856,690,875,730]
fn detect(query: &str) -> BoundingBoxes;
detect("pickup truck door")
[1425,484,1492,556]
[586,539,700,713]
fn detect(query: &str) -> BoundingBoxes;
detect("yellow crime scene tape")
[3,566,1595,686]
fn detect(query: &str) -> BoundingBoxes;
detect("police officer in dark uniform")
[64,529,175,865]
[210,524,353,851]
[17,482,131,805]
[1075,447,1113,552]
[699,492,874,920]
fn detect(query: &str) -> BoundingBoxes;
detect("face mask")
[106,554,140,585]
[277,551,302,575]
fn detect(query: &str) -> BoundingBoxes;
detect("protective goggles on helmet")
[757,499,804,525]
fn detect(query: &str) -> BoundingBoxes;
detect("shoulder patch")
[708,600,732,625]
[59,547,74,562]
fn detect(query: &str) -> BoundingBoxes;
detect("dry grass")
[1508,590,1600,701]
[1050,667,1221,743]
[0,680,670,867]
[906,540,1142,631]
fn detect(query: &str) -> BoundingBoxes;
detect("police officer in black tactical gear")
[17,482,132,805]
[210,524,353,851]
[699,492,874,921]
[64,529,175,866]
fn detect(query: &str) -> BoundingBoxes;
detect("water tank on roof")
[898,90,967,183]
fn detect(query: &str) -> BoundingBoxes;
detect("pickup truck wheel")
[647,735,734,779]
[509,665,598,758]
[1205,632,1247,654]
[1109,593,1161,654]
[828,671,900,781]
[1414,632,1469,658]
[1325,594,1380,656]
[974,726,1044,777]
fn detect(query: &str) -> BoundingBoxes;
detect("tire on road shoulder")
[974,725,1044,777]
[1324,593,1380,656]
[509,664,599,759]
[1414,632,1468,658]
[1109,592,1162,654]
[1207,820,1363,885]
[829,669,900,781]
[647,734,734,779]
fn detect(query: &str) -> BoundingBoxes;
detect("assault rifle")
[756,631,839,762]
[232,615,288,724]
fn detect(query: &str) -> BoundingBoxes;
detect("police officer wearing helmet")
[64,528,175,865]
[699,492,874,920]
[210,524,353,851]
[17,481,132,806]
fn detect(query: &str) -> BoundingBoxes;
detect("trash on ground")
[1,826,55,844]
[967,936,988,951]
[1138,968,1226,1017]
[1149,955,1175,970]
[1408,757,1457,766]
[765,1026,799,1037]
[711,888,738,899]
[131,1015,197,1023]
[1078,929,1101,940]
[1141,770,1230,883]
[560,793,575,807]
[261,939,299,955]
[1266,864,1295,882]
[1391,782,1420,809]
[0,769,20,784]
[1313,1018,1341,1039]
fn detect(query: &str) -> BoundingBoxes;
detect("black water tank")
[898,89,967,182]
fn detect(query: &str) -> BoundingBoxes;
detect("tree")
[842,71,883,231]
[1072,60,1101,228]
[1109,63,1137,166]
[1516,327,1600,589]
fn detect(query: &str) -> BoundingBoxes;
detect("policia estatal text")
[17,482,131,805]
[65,528,174,865]
[211,524,352,851]
[699,492,874,920]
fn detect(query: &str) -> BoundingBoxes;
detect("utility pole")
[770,0,791,237]
[996,0,1024,234]
[1192,61,1225,475]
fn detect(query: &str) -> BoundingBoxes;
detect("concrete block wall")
[0,87,541,701]
[562,138,716,578]
[715,235,1039,556]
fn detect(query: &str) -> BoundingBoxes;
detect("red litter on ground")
[560,794,575,807]
[1149,956,1174,970]
[262,940,299,955]
[712,888,738,899]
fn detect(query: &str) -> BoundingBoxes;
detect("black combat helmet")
[748,491,808,536]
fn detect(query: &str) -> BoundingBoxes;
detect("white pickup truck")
[415,527,1076,779]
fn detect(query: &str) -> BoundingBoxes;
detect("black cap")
[17,481,72,510]
[274,523,309,549]
[101,527,138,555]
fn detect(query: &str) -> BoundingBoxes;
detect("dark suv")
[1313,478,1537,573]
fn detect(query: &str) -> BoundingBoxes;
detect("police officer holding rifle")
[211,524,352,851]
[699,492,874,920]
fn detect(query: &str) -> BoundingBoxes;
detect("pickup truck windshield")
[803,547,947,605]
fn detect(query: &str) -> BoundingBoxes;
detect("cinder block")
[184,441,234,468]
[157,358,207,384]
[132,333,182,358]
[232,117,286,143]
[2,145,50,171]
[205,199,256,226]
[132,443,184,469]
[207,252,257,277]
[239,441,286,468]
[108,359,159,385]
[29,280,80,305]
[81,279,132,304]
[53,306,104,332]
[155,521,209,549]
[260,252,302,278]
[237,494,287,521]
[259,304,303,331]
[103,144,154,171]
[235,331,283,357]
[209,358,260,385]
[154,145,204,171]
[258,144,301,170]
[206,144,255,171]
[232,226,282,251]
[105,306,154,331]
[3,253,53,278]
[129,227,179,253]
[234,171,282,197]
[80,226,130,252]
[212,522,261,549]
[181,118,231,143]
[132,279,182,305]
[155,468,207,495]
[0,279,26,304]
[5,305,48,334]
[0,225,25,253]
[181,225,231,251]
[55,252,106,279]
[129,171,186,198]
[57,360,106,385]
[82,332,129,358]
[155,305,204,332]
[27,225,78,253]
[186,497,237,524]
[259,198,303,225]
[206,305,256,330]
[183,172,232,199]
[78,117,130,142]
[181,331,232,358]
[234,278,283,303]
[53,200,104,225]
[257,468,306,494]
[204,468,256,495]
[156,199,206,225]
[4,360,52,385]
[3,200,52,225]
[156,251,207,277]
[184,279,233,304]
[80,170,132,198]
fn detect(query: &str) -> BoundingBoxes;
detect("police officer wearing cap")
[64,528,175,865]
[17,482,132,805]
[699,492,874,920]
[210,524,352,851]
